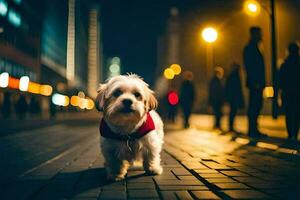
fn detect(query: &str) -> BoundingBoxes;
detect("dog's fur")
[96,74,164,181]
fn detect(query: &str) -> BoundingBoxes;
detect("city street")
[0,115,299,200]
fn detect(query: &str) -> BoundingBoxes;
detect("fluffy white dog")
[96,74,164,181]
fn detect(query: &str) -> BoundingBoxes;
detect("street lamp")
[201,27,218,79]
[244,0,278,118]
[244,0,260,16]
[201,27,218,43]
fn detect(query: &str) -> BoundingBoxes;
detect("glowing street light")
[52,93,70,106]
[0,72,9,88]
[19,76,29,91]
[201,27,218,43]
[244,0,260,16]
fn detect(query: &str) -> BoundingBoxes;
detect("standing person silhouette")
[279,42,300,140]
[208,67,225,130]
[225,63,244,132]
[180,71,195,128]
[243,26,266,137]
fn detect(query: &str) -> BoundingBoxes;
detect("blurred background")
[0,0,299,130]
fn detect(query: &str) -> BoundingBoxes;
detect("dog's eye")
[134,92,141,98]
[113,89,122,97]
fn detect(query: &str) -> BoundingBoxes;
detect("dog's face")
[96,74,157,127]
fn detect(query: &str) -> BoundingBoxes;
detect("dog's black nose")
[122,99,133,107]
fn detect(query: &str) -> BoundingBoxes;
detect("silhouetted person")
[209,67,225,130]
[1,92,12,118]
[49,98,56,119]
[279,42,300,140]
[15,94,28,119]
[180,71,195,128]
[225,63,244,132]
[166,90,178,123]
[29,96,41,116]
[243,26,266,137]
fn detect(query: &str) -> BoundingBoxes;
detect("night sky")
[99,0,239,84]
[100,0,185,84]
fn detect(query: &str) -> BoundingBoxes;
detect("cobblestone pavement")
[1,124,299,200]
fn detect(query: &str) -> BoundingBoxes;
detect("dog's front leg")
[143,148,163,175]
[105,158,129,181]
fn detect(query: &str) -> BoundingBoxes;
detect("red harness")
[99,112,155,141]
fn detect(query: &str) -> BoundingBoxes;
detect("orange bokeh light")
[8,77,20,89]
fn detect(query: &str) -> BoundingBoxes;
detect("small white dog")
[96,74,164,181]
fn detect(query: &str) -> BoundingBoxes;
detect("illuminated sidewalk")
[1,121,299,199]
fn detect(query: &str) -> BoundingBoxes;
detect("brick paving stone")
[206,178,237,183]
[172,168,192,175]
[233,166,262,173]
[155,179,204,186]
[220,170,249,177]
[175,191,194,200]
[198,173,227,178]
[153,175,178,181]
[127,170,145,176]
[127,182,156,189]
[246,182,286,189]
[160,191,179,200]
[194,169,218,174]
[191,191,221,199]
[232,177,266,183]
[223,190,270,199]
[71,188,101,199]
[177,175,199,180]
[201,161,231,170]
[182,162,208,169]
[99,190,126,200]
[128,189,159,198]
[127,176,154,183]
[213,182,250,189]
[102,182,126,191]
[158,185,209,191]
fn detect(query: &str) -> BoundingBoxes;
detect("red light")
[168,91,179,105]
[8,77,20,89]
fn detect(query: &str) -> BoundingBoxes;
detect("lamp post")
[245,0,278,119]
[201,27,218,79]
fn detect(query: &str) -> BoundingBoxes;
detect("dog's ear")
[147,89,158,111]
[95,84,107,111]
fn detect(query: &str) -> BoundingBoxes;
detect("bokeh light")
[164,68,175,79]
[70,95,80,106]
[40,85,53,96]
[201,27,218,43]
[86,98,95,110]
[19,76,29,91]
[28,82,40,94]
[170,64,182,75]
[263,86,274,98]
[52,93,69,106]
[0,72,9,88]
[168,91,179,105]
[244,0,260,16]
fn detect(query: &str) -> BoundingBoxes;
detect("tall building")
[40,0,68,88]
[0,0,43,82]
[41,0,102,96]
[1,0,103,118]
[87,3,102,98]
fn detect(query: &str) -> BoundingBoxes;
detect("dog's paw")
[107,174,125,182]
[145,165,163,175]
